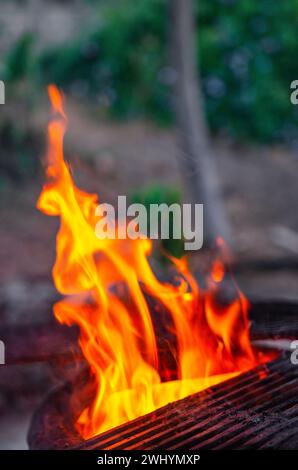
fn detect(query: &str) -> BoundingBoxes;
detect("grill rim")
[78,354,298,451]
[27,298,298,451]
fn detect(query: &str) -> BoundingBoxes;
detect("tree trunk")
[170,0,232,247]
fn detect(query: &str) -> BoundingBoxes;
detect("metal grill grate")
[78,356,298,450]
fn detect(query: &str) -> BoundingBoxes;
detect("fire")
[38,85,270,440]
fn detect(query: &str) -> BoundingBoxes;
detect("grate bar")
[80,356,298,450]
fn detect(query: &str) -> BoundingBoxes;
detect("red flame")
[37,86,271,439]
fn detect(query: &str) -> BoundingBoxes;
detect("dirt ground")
[1,2,298,302]
[2,97,298,301]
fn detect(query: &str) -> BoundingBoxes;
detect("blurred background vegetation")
[2,0,298,144]
[1,0,298,451]
[1,0,298,259]
[0,0,298,261]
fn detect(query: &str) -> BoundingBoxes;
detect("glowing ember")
[37,85,270,440]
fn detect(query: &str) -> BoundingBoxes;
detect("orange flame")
[38,86,270,439]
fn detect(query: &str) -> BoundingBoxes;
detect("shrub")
[9,0,298,143]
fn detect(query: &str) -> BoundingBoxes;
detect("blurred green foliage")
[4,0,298,143]
[36,0,168,122]
[199,0,298,142]
[0,120,41,184]
[131,184,185,259]
[4,33,34,82]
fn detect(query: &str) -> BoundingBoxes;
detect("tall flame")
[38,86,269,439]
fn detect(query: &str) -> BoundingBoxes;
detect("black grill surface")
[78,356,298,450]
